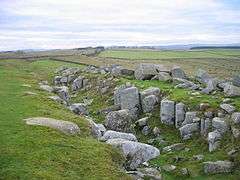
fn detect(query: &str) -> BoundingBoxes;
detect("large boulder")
[101,130,137,142]
[140,87,161,102]
[203,161,234,174]
[113,84,132,106]
[232,74,240,87]
[212,117,229,134]
[195,69,211,84]
[56,86,70,103]
[224,84,240,97]
[232,112,240,124]
[105,109,132,132]
[71,76,84,91]
[120,87,141,120]
[175,103,186,128]
[208,130,222,152]
[182,112,197,125]
[152,72,172,82]
[160,100,175,125]
[134,63,168,80]
[69,103,89,115]
[142,95,158,113]
[24,117,80,135]
[171,66,187,79]
[201,78,219,94]
[106,138,160,170]
[220,103,236,114]
[179,123,199,139]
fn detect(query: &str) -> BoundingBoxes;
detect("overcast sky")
[0,0,240,50]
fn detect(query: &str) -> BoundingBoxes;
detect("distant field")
[99,49,240,59]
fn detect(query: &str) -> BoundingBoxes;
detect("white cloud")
[0,0,240,50]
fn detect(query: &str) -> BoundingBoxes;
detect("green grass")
[99,49,240,60]
[0,60,129,179]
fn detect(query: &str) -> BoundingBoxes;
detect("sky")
[0,0,240,50]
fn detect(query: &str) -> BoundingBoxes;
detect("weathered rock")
[171,66,187,79]
[142,95,158,113]
[232,74,240,87]
[231,127,240,138]
[232,112,240,124]
[48,96,64,104]
[69,103,89,115]
[120,68,135,76]
[39,84,54,92]
[200,118,211,136]
[140,87,161,102]
[120,87,141,120]
[136,117,148,127]
[179,123,199,139]
[56,86,70,103]
[182,112,197,125]
[113,84,132,106]
[127,167,162,180]
[220,103,235,114]
[193,154,204,161]
[99,104,121,116]
[101,130,137,142]
[152,72,172,82]
[174,78,199,90]
[162,165,176,172]
[106,138,160,170]
[153,127,161,137]
[224,84,240,97]
[204,111,213,118]
[134,63,168,80]
[105,109,132,132]
[208,130,222,152]
[24,117,80,135]
[160,99,175,125]
[195,69,211,84]
[142,126,150,135]
[203,161,234,174]
[71,76,84,91]
[201,78,219,94]
[162,143,185,153]
[175,103,186,128]
[212,117,229,134]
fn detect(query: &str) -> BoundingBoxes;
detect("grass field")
[99,49,240,60]
[0,60,129,179]
[0,59,240,179]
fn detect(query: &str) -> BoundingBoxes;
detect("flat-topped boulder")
[100,130,137,142]
[152,72,172,82]
[140,87,161,101]
[203,161,234,174]
[134,63,168,80]
[24,117,80,135]
[224,84,240,97]
[160,99,175,125]
[220,103,236,114]
[195,69,211,84]
[106,138,160,170]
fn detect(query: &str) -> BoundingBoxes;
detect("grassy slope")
[0,60,129,180]
[99,49,240,60]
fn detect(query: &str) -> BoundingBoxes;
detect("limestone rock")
[152,72,172,82]
[212,117,229,134]
[220,103,235,114]
[136,117,148,127]
[142,126,150,135]
[127,167,162,180]
[86,118,106,139]
[162,143,185,153]
[232,74,240,87]
[201,78,219,94]
[71,76,84,91]
[153,127,161,137]
[134,63,168,80]
[182,112,197,125]
[142,95,158,113]
[224,84,240,97]
[232,112,240,124]
[208,131,222,152]
[160,99,175,125]
[175,103,186,128]
[24,117,80,135]
[120,87,141,120]
[200,118,211,136]
[203,161,234,174]
[39,84,54,92]
[101,130,137,142]
[140,87,161,102]
[171,66,187,79]
[69,103,89,115]
[106,138,160,170]
[179,123,199,139]
[105,109,132,132]
[195,69,211,84]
